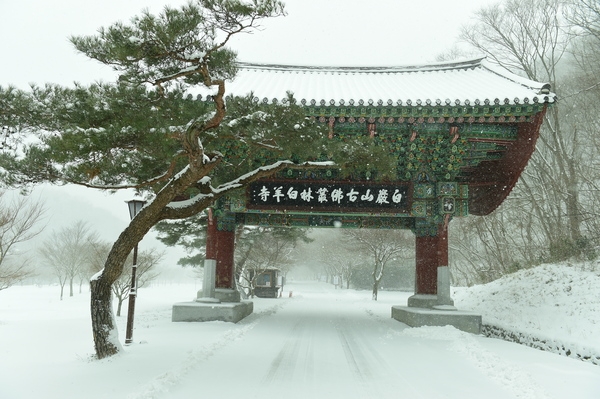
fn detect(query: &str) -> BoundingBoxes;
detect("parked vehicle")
[248,268,283,298]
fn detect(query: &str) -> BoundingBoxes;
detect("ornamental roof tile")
[226,57,555,107]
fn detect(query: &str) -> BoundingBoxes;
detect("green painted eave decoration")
[305,103,546,121]
[334,122,518,141]
[271,124,511,183]
[460,123,518,140]
[374,130,471,181]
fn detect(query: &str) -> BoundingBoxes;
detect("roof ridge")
[236,57,486,74]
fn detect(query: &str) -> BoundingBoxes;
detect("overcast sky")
[0,0,498,275]
[0,0,499,88]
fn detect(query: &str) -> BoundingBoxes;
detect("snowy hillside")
[454,262,600,365]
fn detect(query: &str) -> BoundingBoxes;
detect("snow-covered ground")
[454,262,600,365]
[1,263,599,399]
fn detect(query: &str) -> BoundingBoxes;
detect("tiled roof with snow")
[226,57,555,107]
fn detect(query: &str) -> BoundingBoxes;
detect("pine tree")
[0,0,338,359]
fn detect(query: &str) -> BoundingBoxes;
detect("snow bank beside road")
[454,262,600,365]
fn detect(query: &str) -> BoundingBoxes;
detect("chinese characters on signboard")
[248,181,410,213]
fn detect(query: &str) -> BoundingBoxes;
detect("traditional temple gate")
[172,58,555,331]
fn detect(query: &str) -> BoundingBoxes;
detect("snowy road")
[132,281,599,399]
[2,281,600,399]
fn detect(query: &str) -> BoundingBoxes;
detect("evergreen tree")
[155,213,210,267]
[0,0,340,359]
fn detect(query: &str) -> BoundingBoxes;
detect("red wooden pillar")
[414,225,448,295]
[206,211,235,289]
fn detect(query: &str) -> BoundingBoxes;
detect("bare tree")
[39,221,99,300]
[440,0,600,285]
[459,0,593,264]
[320,246,363,289]
[89,243,163,316]
[449,203,548,286]
[566,0,600,40]
[0,190,45,290]
[237,228,302,297]
[312,228,367,289]
[343,229,412,300]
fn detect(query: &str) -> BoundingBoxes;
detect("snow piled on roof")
[226,57,555,107]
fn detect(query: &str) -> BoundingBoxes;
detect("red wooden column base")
[415,225,448,295]
[206,213,235,289]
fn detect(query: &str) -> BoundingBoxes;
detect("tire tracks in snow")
[333,315,417,398]
[260,314,320,390]
[261,319,306,385]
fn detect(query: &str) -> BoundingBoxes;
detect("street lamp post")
[125,198,145,345]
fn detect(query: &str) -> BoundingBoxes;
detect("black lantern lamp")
[127,198,145,221]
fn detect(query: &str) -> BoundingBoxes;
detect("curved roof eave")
[479,60,553,96]
[236,56,487,74]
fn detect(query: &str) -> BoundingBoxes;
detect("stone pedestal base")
[407,294,455,309]
[172,301,253,323]
[391,306,481,334]
[407,294,441,309]
[196,288,241,303]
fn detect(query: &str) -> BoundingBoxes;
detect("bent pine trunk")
[90,276,121,358]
